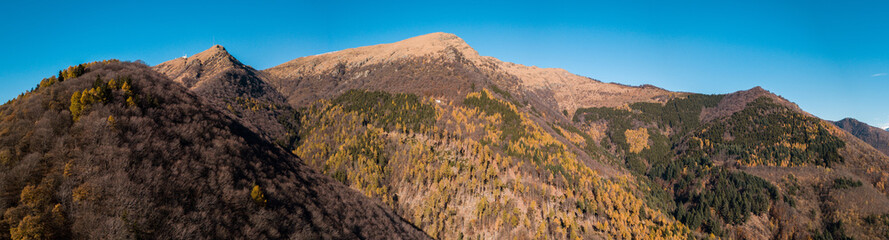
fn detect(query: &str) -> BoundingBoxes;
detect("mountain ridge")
[264,32,680,114]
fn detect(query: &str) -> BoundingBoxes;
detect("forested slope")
[573,88,889,239]
[0,61,427,239]
[257,33,889,239]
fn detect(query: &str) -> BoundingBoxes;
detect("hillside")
[0,61,427,239]
[833,118,889,157]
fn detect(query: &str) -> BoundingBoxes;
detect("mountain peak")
[206,44,228,54]
[153,45,247,89]
[153,44,290,140]
[748,86,766,93]
[838,117,858,123]
[401,32,469,49]
[268,32,480,78]
[700,86,807,122]
[394,32,477,57]
[190,44,238,64]
[737,86,778,99]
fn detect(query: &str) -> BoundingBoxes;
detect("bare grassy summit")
[264,32,679,114]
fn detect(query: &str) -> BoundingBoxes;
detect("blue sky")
[2,1,887,128]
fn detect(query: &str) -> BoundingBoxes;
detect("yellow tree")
[251,184,267,207]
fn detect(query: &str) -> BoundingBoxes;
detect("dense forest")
[294,88,690,239]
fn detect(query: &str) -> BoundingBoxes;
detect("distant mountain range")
[2,32,888,239]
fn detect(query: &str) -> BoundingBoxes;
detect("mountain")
[153,45,296,145]
[0,61,426,239]
[264,32,676,114]
[261,32,695,238]
[265,33,889,239]
[259,33,889,239]
[833,118,889,157]
[5,32,889,239]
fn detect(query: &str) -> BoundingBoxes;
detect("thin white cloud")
[873,73,888,77]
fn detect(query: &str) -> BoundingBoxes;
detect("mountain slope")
[0,61,427,239]
[573,87,889,239]
[261,33,693,238]
[257,32,889,239]
[153,45,295,144]
[833,118,889,157]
